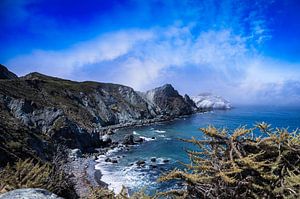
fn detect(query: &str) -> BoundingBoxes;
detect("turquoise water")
[95,106,300,194]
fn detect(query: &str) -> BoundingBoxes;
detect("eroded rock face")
[0,64,18,80]
[143,84,194,116]
[184,94,198,111]
[0,188,62,199]
[0,70,197,164]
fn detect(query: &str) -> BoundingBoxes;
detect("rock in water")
[192,93,231,110]
[101,134,112,147]
[134,137,144,143]
[0,188,63,199]
[0,64,18,80]
[122,134,135,145]
[136,160,146,166]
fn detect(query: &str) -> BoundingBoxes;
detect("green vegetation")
[159,123,300,198]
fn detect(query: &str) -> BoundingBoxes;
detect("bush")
[86,186,153,199]
[159,123,300,198]
[0,158,76,198]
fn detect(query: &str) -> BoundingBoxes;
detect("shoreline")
[98,110,212,133]
[70,110,213,196]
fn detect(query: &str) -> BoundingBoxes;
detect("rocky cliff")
[142,84,194,116]
[0,66,197,166]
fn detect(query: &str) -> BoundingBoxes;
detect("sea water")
[95,105,300,195]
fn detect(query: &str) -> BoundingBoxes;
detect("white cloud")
[6,24,300,105]
[8,29,154,78]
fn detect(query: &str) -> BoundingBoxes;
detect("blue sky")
[1,0,300,105]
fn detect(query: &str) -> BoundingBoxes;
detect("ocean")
[95,105,300,195]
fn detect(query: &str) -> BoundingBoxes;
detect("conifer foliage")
[159,123,300,198]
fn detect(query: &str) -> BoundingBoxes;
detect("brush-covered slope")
[0,66,197,165]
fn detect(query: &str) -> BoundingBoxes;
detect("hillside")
[0,65,196,166]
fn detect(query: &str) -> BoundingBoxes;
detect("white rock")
[192,93,231,110]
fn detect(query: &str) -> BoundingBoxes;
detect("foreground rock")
[192,93,231,110]
[0,188,62,199]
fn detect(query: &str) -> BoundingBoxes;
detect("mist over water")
[95,105,300,195]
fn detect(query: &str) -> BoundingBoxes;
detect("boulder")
[150,164,157,169]
[69,148,82,159]
[150,158,156,162]
[136,160,146,166]
[0,188,62,199]
[107,128,115,135]
[122,134,135,145]
[134,137,144,143]
[101,134,112,147]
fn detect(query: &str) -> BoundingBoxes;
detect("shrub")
[86,186,153,199]
[0,158,75,198]
[158,123,300,198]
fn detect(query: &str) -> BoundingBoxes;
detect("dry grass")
[0,158,75,198]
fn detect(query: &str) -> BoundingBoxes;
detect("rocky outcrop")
[0,69,199,166]
[184,94,198,111]
[122,134,135,145]
[0,64,18,80]
[0,188,62,199]
[192,93,231,110]
[143,84,193,116]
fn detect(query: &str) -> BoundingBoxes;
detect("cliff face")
[143,84,194,116]
[0,66,197,165]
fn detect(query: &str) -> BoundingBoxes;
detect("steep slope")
[0,67,200,168]
[0,64,18,79]
[143,84,194,116]
[0,72,160,151]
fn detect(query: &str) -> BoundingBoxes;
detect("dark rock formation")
[143,84,193,116]
[0,188,62,199]
[184,94,198,111]
[0,64,18,80]
[122,134,135,145]
[134,137,144,143]
[136,160,146,166]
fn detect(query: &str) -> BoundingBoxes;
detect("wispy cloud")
[5,0,300,105]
